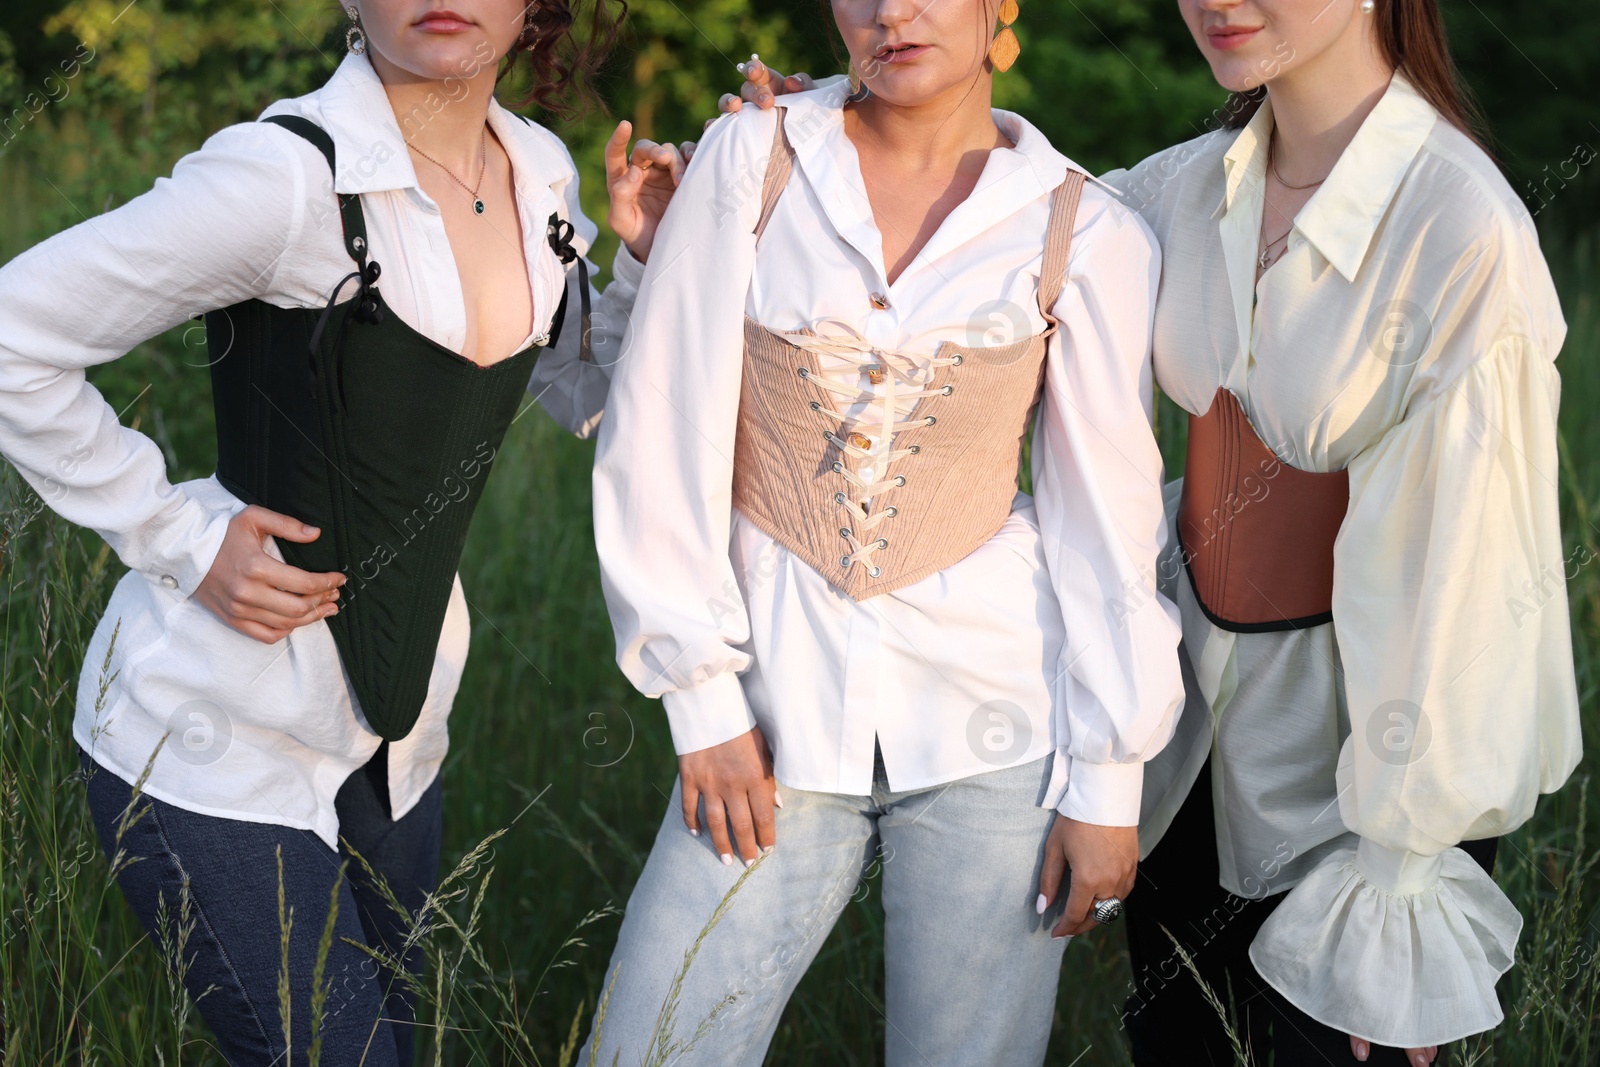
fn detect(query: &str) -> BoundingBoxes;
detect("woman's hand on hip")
[193,505,345,644]
[605,120,689,264]
[1037,815,1138,937]
[679,725,778,867]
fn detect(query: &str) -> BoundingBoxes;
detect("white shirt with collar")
[593,80,1185,827]
[0,49,641,848]
[1108,74,1580,1045]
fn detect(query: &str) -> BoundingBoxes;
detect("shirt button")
[848,432,872,449]
[866,365,885,385]
[869,292,890,310]
[160,574,179,589]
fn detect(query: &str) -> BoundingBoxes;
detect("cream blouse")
[1108,73,1582,1047]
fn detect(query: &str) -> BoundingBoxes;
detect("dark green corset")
[206,114,573,740]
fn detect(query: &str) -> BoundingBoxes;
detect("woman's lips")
[416,10,472,31]
[1206,25,1263,50]
[872,43,929,64]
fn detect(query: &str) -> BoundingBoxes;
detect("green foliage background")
[0,2,1596,1065]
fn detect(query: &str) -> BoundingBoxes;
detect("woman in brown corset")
[733,0,1581,1061]
[583,0,1186,1062]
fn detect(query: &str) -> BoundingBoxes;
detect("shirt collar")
[1214,73,1438,282]
[309,50,571,202]
[773,81,1090,283]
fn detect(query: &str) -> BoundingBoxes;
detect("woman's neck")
[844,77,1010,171]
[367,50,500,171]
[1263,34,1393,185]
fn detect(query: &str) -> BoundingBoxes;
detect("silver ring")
[1092,897,1124,925]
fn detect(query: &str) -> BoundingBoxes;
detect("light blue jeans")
[578,749,1068,1066]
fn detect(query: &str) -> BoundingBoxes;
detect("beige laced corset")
[731,108,1085,600]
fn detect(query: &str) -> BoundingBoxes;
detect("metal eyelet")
[908,444,920,454]
[352,236,366,253]
[868,566,882,578]
[839,527,852,539]
[832,461,844,473]
[925,415,938,426]
[875,538,888,549]
[941,384,954,396]
[950,353,963,366]
[840,556,852,569]
[809,401,822,411]
[834,492,848,505]
[797,367,811,379]
[885,505,898,517]
[893,475,906,487]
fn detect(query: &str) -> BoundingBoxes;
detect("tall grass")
[1,195,1597,1067]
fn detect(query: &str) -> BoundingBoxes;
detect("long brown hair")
[496,0,626,121]
[1221,0,1490,152]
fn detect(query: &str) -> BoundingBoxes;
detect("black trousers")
[1122,758,1499,1066]
[80,740,441,1066]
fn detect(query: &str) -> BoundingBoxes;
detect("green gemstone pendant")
[473,198,485,215]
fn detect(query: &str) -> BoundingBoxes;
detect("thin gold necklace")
[407,129,489,215]
[1258,134,1330,268]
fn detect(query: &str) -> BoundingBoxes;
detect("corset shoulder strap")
[753,108,796,242]
[260,113,372,271]
[1037,168,1087,328]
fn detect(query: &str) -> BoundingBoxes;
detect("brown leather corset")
[730,107,1085,600]
[1176,388,1350,632]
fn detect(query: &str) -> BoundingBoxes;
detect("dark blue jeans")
[78,743,443,1067]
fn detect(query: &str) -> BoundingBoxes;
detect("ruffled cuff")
[1248,839,1522,1047]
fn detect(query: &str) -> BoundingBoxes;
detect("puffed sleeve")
[1031,187,1186,826]
[524,132,645,440]
[590,106,775,754]
[1248,333,1582,1046]
[0,121,309,598]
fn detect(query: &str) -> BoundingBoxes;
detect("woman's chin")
[860,69,978,109]
[1203,56,1273,94]
[376,35,500,80]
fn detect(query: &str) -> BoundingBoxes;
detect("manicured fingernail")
[1051,931,1069,941]
[773,790,784,808]
[1413,1057,1426,1067]
[762,844,774,854]
[303,524,317,534]
[1036,893,1048,915]
[743,856,754,868]
[1354,1041,1368,1061]
[720,853,733,866]
[689,827,699,837]
[759,92,771,104]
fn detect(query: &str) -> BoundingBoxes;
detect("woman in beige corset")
[582,0,1185,1063]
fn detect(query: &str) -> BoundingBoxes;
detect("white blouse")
[592,80,1185,827]
[1108,73,1582,1046]
[0,50,641,848]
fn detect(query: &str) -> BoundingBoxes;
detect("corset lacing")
[778,319,961,579]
